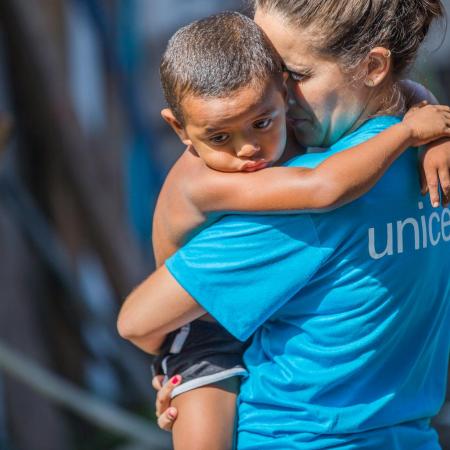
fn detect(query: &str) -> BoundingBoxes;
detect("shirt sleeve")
[165,213,329,341]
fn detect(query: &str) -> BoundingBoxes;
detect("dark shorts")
[152,320,249,398]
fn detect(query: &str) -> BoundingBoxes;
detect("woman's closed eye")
[253,118,273,129]
[285,69,310,83]
[209,133,230,145]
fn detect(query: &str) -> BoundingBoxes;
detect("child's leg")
[171,377,240,450]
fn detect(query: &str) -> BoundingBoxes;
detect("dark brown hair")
[252,0,445,76]
[160,11,283,124]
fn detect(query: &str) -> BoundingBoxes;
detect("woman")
[119,0,450,448]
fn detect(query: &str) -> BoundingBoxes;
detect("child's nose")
[237,143,260,158]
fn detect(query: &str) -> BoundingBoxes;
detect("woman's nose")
[237,143,261,158]
[287,81,306,108]
[287,96,297,107]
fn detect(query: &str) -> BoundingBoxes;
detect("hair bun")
[391,0,445,73]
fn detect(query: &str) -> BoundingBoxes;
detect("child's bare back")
[153,150,209,267]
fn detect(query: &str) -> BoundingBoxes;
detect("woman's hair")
[252,0,445,76]
[160,11,283,125]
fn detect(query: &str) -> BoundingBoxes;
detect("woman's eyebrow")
[283,63,311,72]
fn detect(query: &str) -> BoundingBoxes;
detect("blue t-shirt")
[166,116,450,449]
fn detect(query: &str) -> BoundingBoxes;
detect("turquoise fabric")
[166,116,450,449]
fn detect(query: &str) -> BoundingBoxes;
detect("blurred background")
[0,1,448,449]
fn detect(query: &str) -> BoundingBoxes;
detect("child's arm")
[419,139,450,207]
[194,105,450,213]
[400,79,450,206]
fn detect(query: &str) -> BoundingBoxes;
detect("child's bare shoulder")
[152,150,212,263]
[165,149,238,209]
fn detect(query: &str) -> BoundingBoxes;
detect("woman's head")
[253,0,444,146]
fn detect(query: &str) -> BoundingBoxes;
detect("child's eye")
[253,118,272,129]
[209,134,229,144]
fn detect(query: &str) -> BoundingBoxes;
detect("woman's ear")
[161,108,192,146]
[364,47,392,88]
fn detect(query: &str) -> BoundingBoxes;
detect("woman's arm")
[194,105,450,213]
[117,266,204,354]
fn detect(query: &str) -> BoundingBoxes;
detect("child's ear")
[363,47,392,88]
[161,108,192,146]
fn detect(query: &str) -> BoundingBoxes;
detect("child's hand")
[402,102,450,147]
[152,374,181,431]
[419,138,450,207]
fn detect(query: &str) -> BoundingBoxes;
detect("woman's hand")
[152,374,182,431]
[419,138,450,207]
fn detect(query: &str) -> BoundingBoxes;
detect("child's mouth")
[242,159,268,172]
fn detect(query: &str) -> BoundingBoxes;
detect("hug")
[119,1,450,449]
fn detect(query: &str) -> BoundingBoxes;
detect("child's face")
[166,80,287,172]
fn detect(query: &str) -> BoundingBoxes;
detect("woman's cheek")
[324,111,360,146]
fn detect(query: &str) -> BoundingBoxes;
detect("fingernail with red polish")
[171,376,180,385]
[168,408,176,420]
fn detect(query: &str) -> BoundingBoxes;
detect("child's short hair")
[160,11,283,124]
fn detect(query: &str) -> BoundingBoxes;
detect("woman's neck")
[347,81,405,136]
